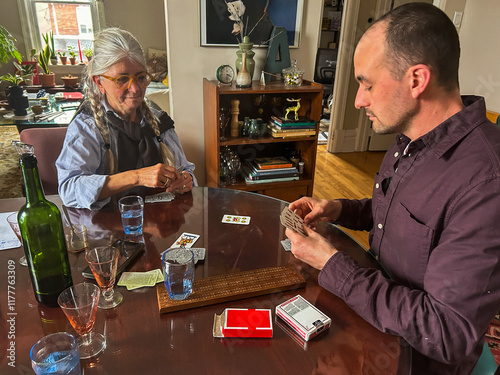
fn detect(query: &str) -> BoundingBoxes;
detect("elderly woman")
[56,28,196,209]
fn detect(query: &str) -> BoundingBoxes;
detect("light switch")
[453,11,463,27]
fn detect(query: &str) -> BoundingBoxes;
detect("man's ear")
[92,75,106,94]
[408,64,431,99]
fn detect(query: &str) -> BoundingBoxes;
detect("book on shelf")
[253,156,294,170]
[268,123,316,138]
[271,119,317,130]
[271,116,316,125]
[245,160,298,174]
[244,175,299,184]
[242,165,299,180]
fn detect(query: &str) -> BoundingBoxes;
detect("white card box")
[276,295,331,341]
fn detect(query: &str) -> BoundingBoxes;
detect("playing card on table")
[222,214,251,225]
[280,207,307,236]
[171,232,200,248]
[145,192,175,203]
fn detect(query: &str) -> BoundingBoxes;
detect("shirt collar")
[396,96,487,159]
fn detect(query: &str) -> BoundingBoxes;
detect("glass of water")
[118,195,144,235]
[30,332,81,374]
[161,248,195,300]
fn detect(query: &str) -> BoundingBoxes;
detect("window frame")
[16,0,105,57]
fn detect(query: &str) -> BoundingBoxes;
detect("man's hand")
[289,197,343,226]
[285,225,338,270]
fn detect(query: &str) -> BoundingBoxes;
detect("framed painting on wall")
[200,0,304,47]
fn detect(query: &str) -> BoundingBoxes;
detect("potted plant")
[61,73,79,88]
[83,46,93,62]
[42,31,57,65]
[0,71,29,115]
[68,46,77,65]
[57,50,67,65]
[38,44,55,88]
[14,61,36,86]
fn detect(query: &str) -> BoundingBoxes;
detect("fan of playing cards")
[280,207,307,236]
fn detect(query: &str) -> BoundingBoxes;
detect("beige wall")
[165,0,323,184]
[458,0,500,113]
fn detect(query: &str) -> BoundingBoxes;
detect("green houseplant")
[42,31,57,64]
[14,61,36,85]
[83,46,93,62]
[67,46,77,65]
[0,26,28,115]
[0,70,29,115]
[38,44,55,87]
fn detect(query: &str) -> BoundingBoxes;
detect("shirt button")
[394,152,399,158]
[375,183,380,189]
[378,223,383,229]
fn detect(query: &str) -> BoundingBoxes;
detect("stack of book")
[269,116,317,139]
[243,157,299,184]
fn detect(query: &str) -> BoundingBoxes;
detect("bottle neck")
[20,153,46,205]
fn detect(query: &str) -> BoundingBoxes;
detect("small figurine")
[285,98,301,121]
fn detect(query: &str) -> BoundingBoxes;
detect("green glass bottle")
[14,141,73,307]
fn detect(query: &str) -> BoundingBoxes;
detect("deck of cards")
[280,207,306,236]
[118,269,163,290]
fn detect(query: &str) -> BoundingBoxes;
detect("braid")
[141,101,175,167]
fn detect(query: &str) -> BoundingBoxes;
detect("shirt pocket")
[385,202,434,287]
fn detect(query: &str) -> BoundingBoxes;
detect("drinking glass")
[219,108,230,141]
[30,332,81,375]
[85,246,123,309]
[118,195,144,235]
[6,212,27,266]
[228,151,242,185]
[161,248,195,300]
[57,283,106,359]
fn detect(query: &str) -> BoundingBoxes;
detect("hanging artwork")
[200,0,304,47]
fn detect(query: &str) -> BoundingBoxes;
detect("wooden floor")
[312,145,385,249]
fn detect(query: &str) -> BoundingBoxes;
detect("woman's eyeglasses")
[100,72,152,90]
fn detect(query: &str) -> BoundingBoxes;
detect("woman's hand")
[165,170,193,194]
[135,163,181,188]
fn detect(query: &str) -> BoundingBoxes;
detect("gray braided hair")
[82,27,172,173]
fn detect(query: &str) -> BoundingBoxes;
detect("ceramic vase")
[7,86,29,116]
[235,36,255,79]
[236,52,252,88]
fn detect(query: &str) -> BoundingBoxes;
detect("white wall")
[165,0,323,184]
[459,0,500,113]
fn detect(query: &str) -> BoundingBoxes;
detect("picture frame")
[200,0,304,48]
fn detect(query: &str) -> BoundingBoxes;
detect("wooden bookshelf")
[203,79,323,202]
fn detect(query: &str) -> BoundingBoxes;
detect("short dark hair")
[376,2,460,91]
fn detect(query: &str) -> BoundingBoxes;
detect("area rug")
[486,314,500,365]
[0,126,23,199]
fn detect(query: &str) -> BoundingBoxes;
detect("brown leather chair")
[19,127,67,195]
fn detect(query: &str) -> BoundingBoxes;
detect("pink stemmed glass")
[57,283,106,359]
[85,246,123,309]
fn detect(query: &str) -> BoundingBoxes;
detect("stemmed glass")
[6,212,27,266]
[85,246,123,309]
[219,107,230,141]
[228,150,242,185]
[57,283,106,359]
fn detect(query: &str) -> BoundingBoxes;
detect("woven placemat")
[157,265,306,314]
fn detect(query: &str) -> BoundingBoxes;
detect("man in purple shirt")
[287,3,500,374]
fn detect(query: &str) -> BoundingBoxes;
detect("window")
[17,0,104,60]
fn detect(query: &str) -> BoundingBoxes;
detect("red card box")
[213,308,273,338]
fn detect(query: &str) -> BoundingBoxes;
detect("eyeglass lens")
[115,73,151,89]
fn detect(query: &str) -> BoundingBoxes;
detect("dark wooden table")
[0,187,410,374]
